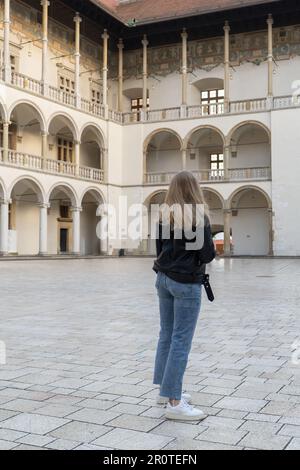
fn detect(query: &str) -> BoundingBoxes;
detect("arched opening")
[8,102,44,159]
[192,78,224,114]
[80,189,104,255]
[228,122,271,180]
[186,127,224,180]
[145,191,167,255]
[145,130,182,184]
[123,87,149,118]
[48,115,77,169]
[9,178,44,255]
[48,184,76,255]
[203,189,226,255]
[80,126,104,171]
[230,187,271,255]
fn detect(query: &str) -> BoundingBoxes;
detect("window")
[57,138,73,162]
[210,153,224,178]
[60,205,70,219]
[131,97,149,112]
[201,89,224,115]
[59,75,75,95]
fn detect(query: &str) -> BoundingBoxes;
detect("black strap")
[203,274,214,302]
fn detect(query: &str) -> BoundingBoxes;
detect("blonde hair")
[160,171,209,228]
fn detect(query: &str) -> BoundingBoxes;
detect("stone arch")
[46,182,78,207]
[0,95,8,121]
[143,128,183,153]
[79,122,106,149]
[183,124,226,150]
[0,177,7,200]
[226,120,271,146]
[8,100,46,132]
[227,184,272,210]
[79,186,105,206]
[47,112,79,141]
[8,175,45,203]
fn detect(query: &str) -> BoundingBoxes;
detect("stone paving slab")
[0,258,300,450]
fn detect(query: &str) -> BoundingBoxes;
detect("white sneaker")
[156,392,192,405]
[165,399,207,421]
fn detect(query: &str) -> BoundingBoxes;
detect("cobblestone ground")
[0,257,300,450]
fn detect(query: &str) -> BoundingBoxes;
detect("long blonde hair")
[160,171,208,228]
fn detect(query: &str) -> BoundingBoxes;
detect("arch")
[227,185,272,210]
[201,186,225,209]
[79,186,106,206]
[47,112,79,141]
[79,122,106,149]
[144,189,167,208]
[183,125,225,150]
[47,182,78,207]
[143,128,183,153]
[226,120,271,146]
[8,100,46,132]
[0,94,8,121]
[8,175,45,203]
[0,177,7,200]
[191,77,224,91]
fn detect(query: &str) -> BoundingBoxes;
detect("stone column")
[2,121,10,163]
[102,29,109,119]
[0,199,10,255]
[117,39,124,112]
[224,145,230,180]
[41,0,49,95]
[142,35,148,116]
[71,206,81,255]
[3,0,11,83]
[102,148,108,183]
[74,12,82,108]
[182,148,187,170]
[74,140,80,176]
[268,208,274,256]
[39,203,48,255]
[41,131,48,169]
[223,209,231,256]
[267,14,274,104]
[224,21,230,113]
[181,28,188,117]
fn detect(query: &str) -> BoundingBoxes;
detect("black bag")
[203,274,214,302]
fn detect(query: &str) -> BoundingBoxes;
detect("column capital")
[181,28,188,40]
[2,120,11,127]
[142,35,148,47]
[0,198,12,205]
[74,140,81,146]
[41,130,48,136]
[223,21,230,32]
[73,11,82,23]
[40,0,50,6]
[223,208,232,214]
[267,13,274,26]
[118,38,124,50]
[71,206,82,213]
[38,202,50,209]
[102,29,109,40]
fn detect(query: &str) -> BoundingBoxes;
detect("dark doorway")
[60,228,68,253]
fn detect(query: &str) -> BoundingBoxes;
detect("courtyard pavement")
[0,257,300,450]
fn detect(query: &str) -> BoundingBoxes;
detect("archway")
[47,184,77,254]
[145,130,182,184]
[203,189,225,255]
[228,122,271,179]
[185,127,225,181]
[145,190,167,255]
[48,114,77,168]
[8,102,45,159]
[9,177,44,255]
[229,186,272,255]
[80,125,104,173]
[80,188,104,255]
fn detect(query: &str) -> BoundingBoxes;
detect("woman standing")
[153,171,215,421]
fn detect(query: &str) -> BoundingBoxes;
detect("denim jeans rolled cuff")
[153,271,202,400]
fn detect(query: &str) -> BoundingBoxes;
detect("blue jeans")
[153,271,202,400]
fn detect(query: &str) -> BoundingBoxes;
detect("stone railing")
[145,167,271,184]
[0,148,104,183]
[48,85,76,108]
[11,71,43,95]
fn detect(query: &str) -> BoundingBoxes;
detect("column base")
[0,252,9,257]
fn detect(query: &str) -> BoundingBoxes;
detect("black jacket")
[153,215,216,284]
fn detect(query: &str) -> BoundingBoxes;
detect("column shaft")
[74,141,80,176]
[74,13,82,107]
[142,35,148,113]
[2,122,10,163]
[0,201,9,255]
[102,30,109,117]
[267,14,274,99]
[181,29,188,106]
[41,131,48,169]
[223,209,231,256]
[41,0,49,94]
[3,0,11,82]
[118,39,124,112]
[224,21,230,112]
[39,204,48,255]
[182,149,187,170]
[72,208,81,255]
